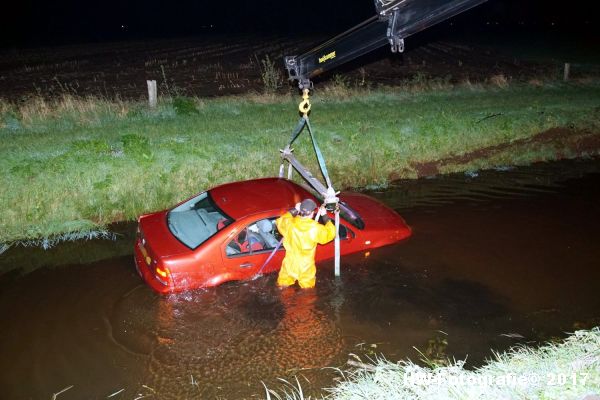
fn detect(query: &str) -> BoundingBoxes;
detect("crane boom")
[285,0,488,89]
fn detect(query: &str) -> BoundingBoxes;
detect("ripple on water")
[108,277,345,398]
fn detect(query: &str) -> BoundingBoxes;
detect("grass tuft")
[259,55,283,94]
[489,73,510,88]
[13,229,116,250]
[121,133,154,162]
[13,94,130,127]
[172,96,199,115]
[265,328,600,400]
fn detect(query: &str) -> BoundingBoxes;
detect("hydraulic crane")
[285,0,488,90]
[277,0,488,276]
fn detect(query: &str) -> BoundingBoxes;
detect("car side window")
[226,218,282,257]
[334,223,355,240]
[226,229,245,256]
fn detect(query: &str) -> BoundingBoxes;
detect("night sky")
[3,0,599,47]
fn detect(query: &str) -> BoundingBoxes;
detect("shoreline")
[266,328,600,400]
[1,81,600,245]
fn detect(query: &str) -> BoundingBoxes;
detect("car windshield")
[167,192,233,249]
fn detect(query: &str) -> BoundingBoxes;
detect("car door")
[219,217,285,280]
[314,218,355,260]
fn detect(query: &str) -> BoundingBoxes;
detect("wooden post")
[563,63,570,81]
[147,80,157,108]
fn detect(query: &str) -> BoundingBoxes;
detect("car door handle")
[239,263,254,268]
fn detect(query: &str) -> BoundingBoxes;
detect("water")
[1,158,600,399]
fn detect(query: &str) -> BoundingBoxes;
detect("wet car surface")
[135,177,411,292]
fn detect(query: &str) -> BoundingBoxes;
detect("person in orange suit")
[276,198,336,288]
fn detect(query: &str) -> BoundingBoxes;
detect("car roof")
[209,178,312,220]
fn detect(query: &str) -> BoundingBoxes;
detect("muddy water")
[1,158,600,399]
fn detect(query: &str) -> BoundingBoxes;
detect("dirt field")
[0,33,561,102]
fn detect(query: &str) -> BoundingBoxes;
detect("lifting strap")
[306,118,333,190]
[279,89,342,276]
[284,90,333,191]
[252,237,284,280]
[285,116,334,191]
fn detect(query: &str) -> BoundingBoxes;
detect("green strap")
[284,116,333,190]
[287,117,307,147]
[305,117,333,189]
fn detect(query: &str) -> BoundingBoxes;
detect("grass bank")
[265,328,600,400]
[1,81,600,245]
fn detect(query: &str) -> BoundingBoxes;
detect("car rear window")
[167,192,233,249]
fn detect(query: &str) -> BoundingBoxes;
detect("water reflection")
[112,281,345,398]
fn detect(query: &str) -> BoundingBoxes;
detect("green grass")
[1,81,600,245]
[264,328,600,400]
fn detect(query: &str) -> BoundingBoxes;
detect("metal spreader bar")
[279,145,328,197]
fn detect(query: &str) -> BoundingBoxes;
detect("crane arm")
[285,0,488,89]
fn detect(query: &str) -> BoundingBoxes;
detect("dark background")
[2,0,599,48]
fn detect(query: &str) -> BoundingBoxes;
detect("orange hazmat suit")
[275,211,336,288]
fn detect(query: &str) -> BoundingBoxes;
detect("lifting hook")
[298,88,311,116]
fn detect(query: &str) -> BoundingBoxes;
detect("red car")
[134,178,411,293]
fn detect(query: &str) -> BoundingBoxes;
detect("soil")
[0,34,557,102]
[410,129,600,177]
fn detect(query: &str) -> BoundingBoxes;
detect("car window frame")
[225,215,353,259]
[225,217,283,258]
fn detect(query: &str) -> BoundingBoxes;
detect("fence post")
[563,63,570,82]
[147,80,157,108]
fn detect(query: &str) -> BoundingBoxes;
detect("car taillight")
[154,264,171,285]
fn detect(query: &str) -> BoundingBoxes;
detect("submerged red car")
[134,178,411,293]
